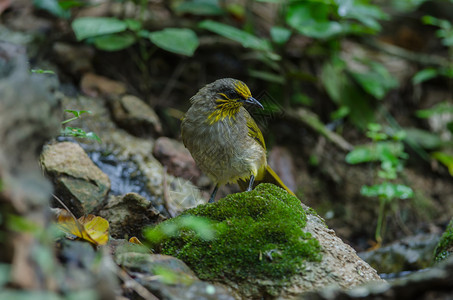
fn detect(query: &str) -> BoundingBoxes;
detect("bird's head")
[205,78,263,124]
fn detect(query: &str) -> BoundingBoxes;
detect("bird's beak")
[244,97,264,109]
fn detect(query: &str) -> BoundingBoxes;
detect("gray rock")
[358,233,440,274]
[52,42,94,77]
[116,251,235,300]
[227,206,384,299]
[0,43,60,212]
[60,95,205,216]
[110,94,162,137]
[40,142,111,216]
[299,256,453,300]
[99,192,167,239]
[295,210,384,291]
[0,43,59,288]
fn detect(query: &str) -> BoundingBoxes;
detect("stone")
[110,94,162,137]
[0,45,59,289]
[358,233,440,274]
[80,72,126,97]
[0,43,60,213]
[52,42,94,77]
[115,251,235,300]
[149,184,383,299]
[300,256,453,300]
[40,142,111,216]
[99,193,166,239]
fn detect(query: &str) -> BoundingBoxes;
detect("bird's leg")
[208,184,219,203]
[247,175,255,191]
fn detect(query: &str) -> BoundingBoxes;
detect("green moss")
[146,183,322,283]
[433,218,453,263]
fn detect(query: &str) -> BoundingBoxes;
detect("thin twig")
[365,39,449,67]
[116,267,160,300]
[158,59,187,105]
[287,108,354,152]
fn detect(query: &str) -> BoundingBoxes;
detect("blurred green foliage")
[347,123,413,243]
[61,110,100,142]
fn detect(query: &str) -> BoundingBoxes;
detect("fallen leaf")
[129,236,143,245]
[57,211,109,246]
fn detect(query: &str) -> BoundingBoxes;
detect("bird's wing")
[245,113,266,151]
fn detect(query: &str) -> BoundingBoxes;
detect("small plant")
[30,69,56,75]
[61,109,100,141]
[346,123,414,245]
[413,15,453,84]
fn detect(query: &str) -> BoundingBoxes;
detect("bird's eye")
[218,90,238,100]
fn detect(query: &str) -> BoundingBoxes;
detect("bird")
[181,78,295,203]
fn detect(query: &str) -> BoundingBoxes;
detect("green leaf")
[422,15,443,27]
[330,105,350,120]
[412,68,439,84]
[31,69,55,75]
[64,109,91,118]
[199,20,272,52]
[337,0,388,32]
[286,2,343,39]
[404,127,443,149]
[345,141,405,164]
[144,215,217,243]
[366,131,388,141]
[173,0,224,16]
[367,123,382,132]
[93,33,136,51]
[58,0,85,10]
[226,3,245,18]
[33,0,70,19]
[321,57,375,129]
[292,93,314,106]
[270,26,292,45]
[124,19,142,32]
[350,61,398,100]
[248,69,285,84]
[7,214,41,234]
[149,28,199,56]
[61,127,101,142]
[84,132,102,142]
[431,152,453,176]
[390,0,429,13]
[72,17,127,41]
[415,102,453,119]
[392,130,407,141]
[360,182,413,201]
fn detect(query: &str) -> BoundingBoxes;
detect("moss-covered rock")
[146,183,322,284]
[434,218,453,263]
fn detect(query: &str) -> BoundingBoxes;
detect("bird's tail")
[238,165,296,196]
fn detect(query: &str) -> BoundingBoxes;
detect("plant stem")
[61,116,79,125]
[375,197,387,244]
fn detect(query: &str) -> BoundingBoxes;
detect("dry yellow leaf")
[57,211,109,246]
[129,236,143,245]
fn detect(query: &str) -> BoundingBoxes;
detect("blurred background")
[1,0,453,279]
